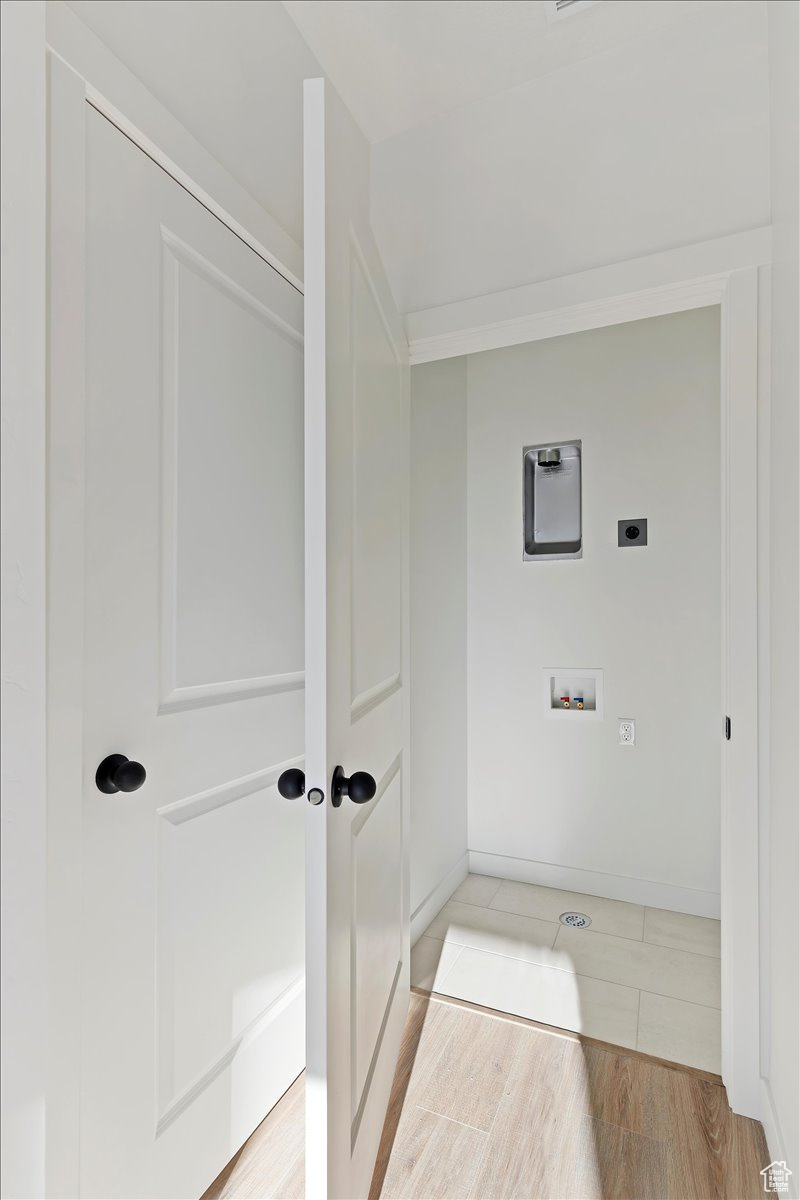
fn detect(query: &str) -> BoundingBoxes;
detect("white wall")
[0,4,48,1197]
[372,1,770,315]
[465,309,721,914]
[410,359,469,927]
[762,0,799,1179]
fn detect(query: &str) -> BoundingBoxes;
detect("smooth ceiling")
[65,0,771,318]
[281,0,740,145]
[370,0,770,313]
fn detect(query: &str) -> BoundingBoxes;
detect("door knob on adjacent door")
[96,754,147,794]
[277,768,306,799]
[277,768,325,805]
[331,764,377,808]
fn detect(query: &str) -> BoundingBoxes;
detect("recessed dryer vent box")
[523,440,581,560]
[543,668,604,720]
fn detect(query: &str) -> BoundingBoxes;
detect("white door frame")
[1,6,47,1199]
[405,240,769,1121]
[45,44,304,1196]
[46,0,303,288]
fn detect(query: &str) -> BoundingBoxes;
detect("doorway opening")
[409,308,723,1075]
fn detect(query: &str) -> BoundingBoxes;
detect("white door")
[77,106,306,1198]
[302,78,411,1200]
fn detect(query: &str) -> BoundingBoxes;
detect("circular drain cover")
[560,911,591,928]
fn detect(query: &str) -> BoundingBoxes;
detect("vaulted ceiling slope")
[284,0,771,315]
[281,0,740,146]
[67,0,771,318]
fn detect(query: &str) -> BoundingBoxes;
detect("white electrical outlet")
[618,719,636,746]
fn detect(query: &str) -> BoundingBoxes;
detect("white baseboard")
[411,853,469,946]
[468,851,720,918]
[760,1079,796,1198]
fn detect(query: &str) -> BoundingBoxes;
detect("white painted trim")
[760,1079,797,1200]
[301,76,330,1200]
[405,227,772,364]
[1,5,47,1198]
[756,265,773,1083]
[468,851,720,919]
[159,672,305,715]
[410,853,470,946]
[544,0,599,22]
[412,249,763,1118]
[350,672,402,723]
[45,0,303,290]
[349,227,406,367]
[719,269,761,1118]
[157,756,305,826]
[45,52,87,1199]
[156,974,306,1138]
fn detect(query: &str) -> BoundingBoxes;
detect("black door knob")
[277,769,324,805]
[277,768,306,799]
[96,753,147,794]
[331,764,377,808]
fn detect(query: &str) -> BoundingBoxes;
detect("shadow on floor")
[370,986,772,1200]
[369,990,433,1198]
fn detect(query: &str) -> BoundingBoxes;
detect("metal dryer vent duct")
[537,447,562,470]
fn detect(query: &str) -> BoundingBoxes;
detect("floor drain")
[560,911,591,928]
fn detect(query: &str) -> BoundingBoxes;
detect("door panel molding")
[350,672,401,724]
[349,757,404,1131]
[158,671,305,714]
[155,759,305,1136]
[161,228,303,346]
[156,755,304,825]
[155,975,305,1138]
[350,961,401,1150]
[348,752,402,837]
[158,228,304,713]
[349,244,403,719]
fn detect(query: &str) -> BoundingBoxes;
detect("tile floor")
[411,874,721,1073]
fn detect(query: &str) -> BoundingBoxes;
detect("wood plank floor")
[203,990,774,1200]
[202,1072,305,1200]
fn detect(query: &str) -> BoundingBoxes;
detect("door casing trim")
[405,248,768,1122]
[47,0,303,290]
